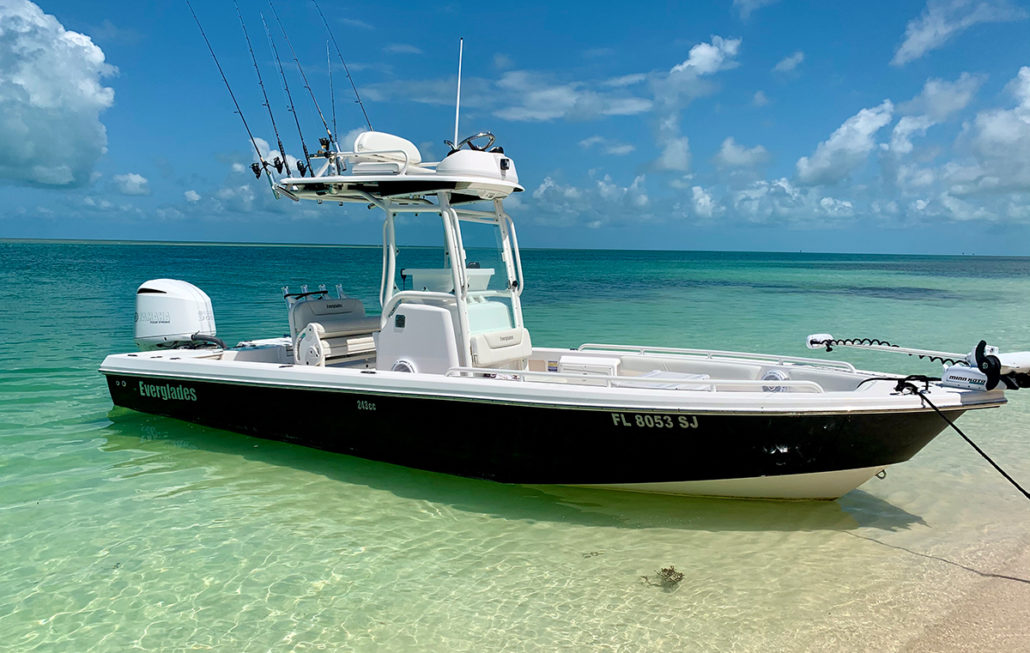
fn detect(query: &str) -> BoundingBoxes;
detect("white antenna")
[453,37,463,147]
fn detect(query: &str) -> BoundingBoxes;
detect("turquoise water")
[2,240,1029,650]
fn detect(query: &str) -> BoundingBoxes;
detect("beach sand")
[903,536,1030,652]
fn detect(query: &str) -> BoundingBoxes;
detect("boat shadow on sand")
[102,409,926,533]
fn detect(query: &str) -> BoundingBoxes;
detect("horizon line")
[0,237,1018,259]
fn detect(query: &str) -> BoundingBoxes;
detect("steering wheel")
[445,131,495,152]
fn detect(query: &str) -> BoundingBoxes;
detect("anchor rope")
[893,380,1030,502]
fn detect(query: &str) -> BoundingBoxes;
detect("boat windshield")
[393,217,518,332]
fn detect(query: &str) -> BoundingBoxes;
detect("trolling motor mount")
[806,333,1030,391]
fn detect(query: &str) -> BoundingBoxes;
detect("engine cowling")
[134,279,217,350]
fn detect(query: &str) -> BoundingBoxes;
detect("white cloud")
[113,173,150,195]
[670,36,741,76]
[691,185,719,218]
[252,136,271,158]
[364,76,480,106]
[216,184,254,203]
[493,53,514,70]
[0,0,115,186]
[733,0,778,18]
[896,164,937,189]
[651,36,741,172]
[492,70,653,122]
[383,43,423,55]
[950,67,1030,194]
[603,73,647,88]
[367,36,731,130]
[1007,65,1030,110]
[882,73,984,194]
[655,36,741,115]
[243,135,308,176]
[889,115,935,154]
[900,72,984,120]
[753,90,769,106]
[730,178,858,226]
[83,195,113,210]
[193,160,314,219]
[892,0,1027,66]
[656,136,691,171]
[341,127,367,151]
[715,137,769,168]
[86,18,142,46]
[818,196,854,216]
[872,200,900,217]
[732,177,804,223]
[533,176,582,204]
[598,174,649,207]
[606,144,635,156]
[773,51,804,73]
[796,100,894,185]
[579,135,635,155]
[937,191,997,220]
[366,71,650,122]
[529,173,650,226]
[366,68,654,124]
[341,17,373,30]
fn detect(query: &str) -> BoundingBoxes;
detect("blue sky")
[3,0,1030,254]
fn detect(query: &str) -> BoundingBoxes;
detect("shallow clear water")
[2,240,1029,651]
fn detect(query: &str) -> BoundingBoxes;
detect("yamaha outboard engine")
[134,279,219,350]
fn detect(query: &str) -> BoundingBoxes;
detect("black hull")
[104,373,958,487]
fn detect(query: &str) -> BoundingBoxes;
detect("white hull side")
[578,465,886,500]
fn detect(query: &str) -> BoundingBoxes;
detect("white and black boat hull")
[104,372,961,500]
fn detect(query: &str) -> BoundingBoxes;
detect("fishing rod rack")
[190,0,373,193]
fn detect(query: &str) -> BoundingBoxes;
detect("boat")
[99,129,1030,500]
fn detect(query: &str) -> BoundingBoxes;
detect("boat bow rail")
[577,343,859,372]
[444,366,827,393]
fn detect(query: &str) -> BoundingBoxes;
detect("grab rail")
[576,343,857,372]
[310,148,415,176]
[381,291,456,323]
[443,366,825,393]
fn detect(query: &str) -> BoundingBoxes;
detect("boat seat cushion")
[354,131,423,164]
[289,297,381,339]
[613,371,712,391]
[469,327,532,369]
[295,322,377,366]
[351,161,435,176]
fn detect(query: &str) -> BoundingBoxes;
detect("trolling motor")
[806,334,1030,391]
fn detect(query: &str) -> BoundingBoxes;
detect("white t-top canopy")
[276,131,522,203]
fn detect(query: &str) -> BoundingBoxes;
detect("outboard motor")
[134,279,218,350]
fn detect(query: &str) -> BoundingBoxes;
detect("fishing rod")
[327,41,340,174]
[235,1,291,177]
[312,0,373,132]
[267,0,339,159]
[261,11,312,177]
[328,41,337,148]
[185,0,277,193]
